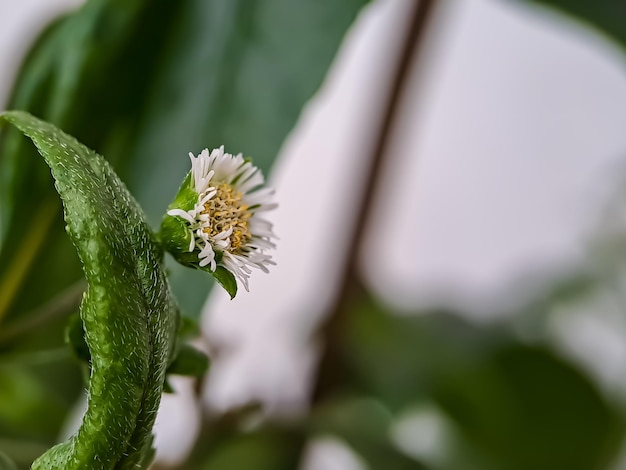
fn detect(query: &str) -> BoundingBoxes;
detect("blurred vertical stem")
[0,199,58,325]
[311,0,440,402]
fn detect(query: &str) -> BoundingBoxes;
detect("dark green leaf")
[436,345,623,470]
[126,0,372,219]
[167,343,210,378]
[178,314,201,339]
[163,378,175,394]
[65,313,90,363]
[0,111,179,469]
[123,0,370,312]
[522,1,626,51]
[212,266,238,299]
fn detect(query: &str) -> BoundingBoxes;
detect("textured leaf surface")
[0,111,178,469]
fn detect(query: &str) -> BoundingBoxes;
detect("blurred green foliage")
[313,396,427,469]
[0,450,17,470]
[343,295,624,469]
[199,426,304,470]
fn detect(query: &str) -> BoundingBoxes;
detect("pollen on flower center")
[201,183,252,251]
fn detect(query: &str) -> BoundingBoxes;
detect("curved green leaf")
[0,111,179,469]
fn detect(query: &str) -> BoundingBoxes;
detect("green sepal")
[160,173,239,299]
[160,171,198,266]
[212,266,238,299]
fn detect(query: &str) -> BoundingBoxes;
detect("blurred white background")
[3,0,626,467]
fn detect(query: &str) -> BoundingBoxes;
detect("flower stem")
[0,200,59,325]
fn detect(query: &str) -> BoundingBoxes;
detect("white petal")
[243,187,274,206]
[238,171,265,194]
[167,209,196,224]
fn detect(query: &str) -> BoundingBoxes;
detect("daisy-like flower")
[163,146,277,292]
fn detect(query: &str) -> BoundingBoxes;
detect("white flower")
[167,146,277,290]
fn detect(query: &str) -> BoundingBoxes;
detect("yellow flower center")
[202,183,252,252]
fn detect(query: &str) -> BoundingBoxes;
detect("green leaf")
[435,345,623,470]
[126,0,372,217]
[0,111,179,469]
[211,266,238,299]
[167,343,210,378]
[178,314,201,339]
[521,1,626,51]
[65,313,90,363]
